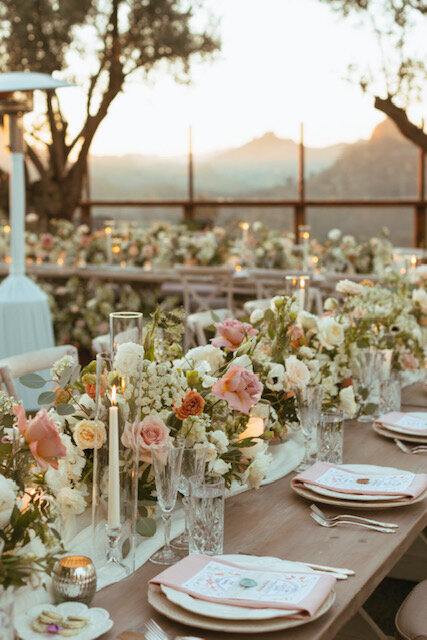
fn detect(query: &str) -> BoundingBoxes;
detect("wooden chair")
[0,345,78,401]
[186,308,233,347]
[243,298,272,317]
[176,266,235,316]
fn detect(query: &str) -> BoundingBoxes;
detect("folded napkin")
[375,412,427,436]
[149,554,335,619]
[292,462,427,501]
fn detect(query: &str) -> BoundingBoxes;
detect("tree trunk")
[27,163,85,226]
[374,95,427,152]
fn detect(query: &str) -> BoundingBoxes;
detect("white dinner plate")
[377,412,427,437]
[373,422,427,444]
[161,554,314,620]
[303,464,407,502]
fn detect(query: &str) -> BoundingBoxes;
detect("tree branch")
[26,144,48,180]
[374,95,427,151]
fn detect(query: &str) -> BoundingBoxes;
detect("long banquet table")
[94,384,427,640]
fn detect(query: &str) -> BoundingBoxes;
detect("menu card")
[150,554,336,618]
[292,462,427,500]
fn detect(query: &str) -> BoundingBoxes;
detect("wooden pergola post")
[295,122,306,242]
[414,147,425,248]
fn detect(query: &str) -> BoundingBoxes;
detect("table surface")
[94,385,427,640]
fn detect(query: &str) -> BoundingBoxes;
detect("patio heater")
[0,72,72,405]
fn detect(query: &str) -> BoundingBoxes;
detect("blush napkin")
[149,554,335,619]
[375,412,427,436]
[291,462,427,501]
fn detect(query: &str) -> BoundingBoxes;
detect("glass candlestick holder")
[92,352,141,579]
[285,275,310,311]
[109,311,143,354]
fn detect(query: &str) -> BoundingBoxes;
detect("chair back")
[187,308,233,347]
[176,266,234,316]
[0,345,78,401]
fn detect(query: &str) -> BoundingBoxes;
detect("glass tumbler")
[317,409,344,465]
[355,348,380,422]
[188,475,225,556]
[294,385,324,471]
[379,372,401,415]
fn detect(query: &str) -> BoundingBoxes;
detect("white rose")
[231,354,253,370]
[250,308,265,324]
[209,430,229,454]
[57,487,87,516]
[336,279,364,296]
[324,297,339,311]
[181,345,225,372]
[265,363,286,391]
[0,475,18,527]
[412,288,427,314]
[299,346,314,359]
[298,311,318,331]
[328,228,341,241]
[115,342,145,377]
[73,419,106,449]
[285,355,310,388]
[212,458,230,476]
[339,386,356,417]
[317,316,344,350]
[246,450,272,489]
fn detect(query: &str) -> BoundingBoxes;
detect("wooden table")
[94,386,427,640]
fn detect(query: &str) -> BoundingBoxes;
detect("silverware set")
[145,619,203,640]
[394,438,427,455]
[309,504,398,534]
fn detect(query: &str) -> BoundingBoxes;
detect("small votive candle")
[52,556,97,604]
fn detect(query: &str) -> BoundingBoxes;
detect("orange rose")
[85,384,97,399]
[174,390,205,420]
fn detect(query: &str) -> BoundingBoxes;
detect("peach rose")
[212,319,258,351]
[121,415,170,463]
[212,365,263,414]
[73,419,106,450]
[174,390,205,420]
[13,406,66,470]
[287,324,305,348]
[285,355,311,388]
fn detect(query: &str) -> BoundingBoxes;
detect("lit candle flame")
[411,255,417,267]
[313,255,319,264]
[111,385,117,405]
[5,256,11,264]
[240,222,250,231]
[302,231,310,240]
[300,277,306,288]
[36,257,42,264]
[57,257,64,266]
[235,264,242,272]
[112,245,120,254]
[105,226,112,235]
[121,377,126,393]
[4,225,10,234]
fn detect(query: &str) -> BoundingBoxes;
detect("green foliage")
[19,373,46,389]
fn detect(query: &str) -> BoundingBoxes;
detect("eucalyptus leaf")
[38,391,56,405]
[69,364,82,386]
[58,367,73,387]
[136,516,156,538]
[364,403,378,415]
[19,373,46,389]
[56,403,75,416]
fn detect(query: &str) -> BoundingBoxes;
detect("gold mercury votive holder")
[52,555,97,605]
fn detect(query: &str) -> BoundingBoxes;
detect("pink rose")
[13,406,66,470]
[41,233,54,251]
[212,365,263,414]
[121,415,170,463]
[212,319,258,351]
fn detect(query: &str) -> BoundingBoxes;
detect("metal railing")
[79,198,427,247]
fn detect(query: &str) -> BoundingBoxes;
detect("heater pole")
[8,114,26,276]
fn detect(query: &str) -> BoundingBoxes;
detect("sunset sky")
[45,0,425,157]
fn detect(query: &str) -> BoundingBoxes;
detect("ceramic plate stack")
[373,412,427,444]
[291,464,427,510]
[148,554,336,634]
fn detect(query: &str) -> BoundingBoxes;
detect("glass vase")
[109,311,143,354]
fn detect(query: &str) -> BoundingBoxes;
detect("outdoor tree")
[0,0,219,223]
[319,0,426,151]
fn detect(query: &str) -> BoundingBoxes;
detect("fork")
[310,511,396,533]
[310,504,398,529]
[394,439,427,454]
[145,619,204,640]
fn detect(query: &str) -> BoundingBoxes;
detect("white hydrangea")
[51,355,76,380]
[57,487,87,516]
[336,279,364,296]
[178,414,211,444]
[208,429,229,454]
[138,360,188,418]
[328,228,342,241]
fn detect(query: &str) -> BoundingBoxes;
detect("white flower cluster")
[50,354,76,380]
[45,434,87,516]
[139,360,188,420]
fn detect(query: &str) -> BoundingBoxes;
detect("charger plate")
[306,465,407,502]
[148,584,335,634]
[373,422,427,444]
[376,412,427,437]
[292,484,427,510]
